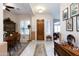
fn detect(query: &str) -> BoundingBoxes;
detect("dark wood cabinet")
[4,18,16,35]
[4,32,21,55]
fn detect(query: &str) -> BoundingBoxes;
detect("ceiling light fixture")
[36,6,45,13]
[38,9,43,13]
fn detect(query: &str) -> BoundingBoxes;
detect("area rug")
[34,43,47,56]
[8,40,31,56]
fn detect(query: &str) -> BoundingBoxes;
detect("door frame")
[36,19,45,40]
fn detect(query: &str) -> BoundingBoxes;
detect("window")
[54,22,60,33]
[46,20,51,35]
[20,20,30,35]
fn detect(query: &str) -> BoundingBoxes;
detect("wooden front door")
[37,20,44,40]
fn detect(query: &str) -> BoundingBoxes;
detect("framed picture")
[70,3,79,17]
[76,15,79,31]
[66,18,73,31]
[63,8,68,20]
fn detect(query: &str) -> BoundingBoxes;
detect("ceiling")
[3,3,60,22]
[30,3,60,19]
[3,3,33,15]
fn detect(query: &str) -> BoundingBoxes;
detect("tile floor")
[20,40,54,56]
[34,41,47,56]
[45,41,54,56]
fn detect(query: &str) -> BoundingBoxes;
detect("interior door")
[37,20,44,40]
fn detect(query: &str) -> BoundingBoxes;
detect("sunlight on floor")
[20,40,54,56]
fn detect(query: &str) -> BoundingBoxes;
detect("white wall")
[3,9,53,41]
[0,3,7,56]
[0,3,3,42]
[60,3,79,47]
[15,14,32,42]
[32,14,53,40]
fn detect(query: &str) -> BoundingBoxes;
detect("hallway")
[20,40,54,56]
[2,3,58,56]
[1,3,79,56]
